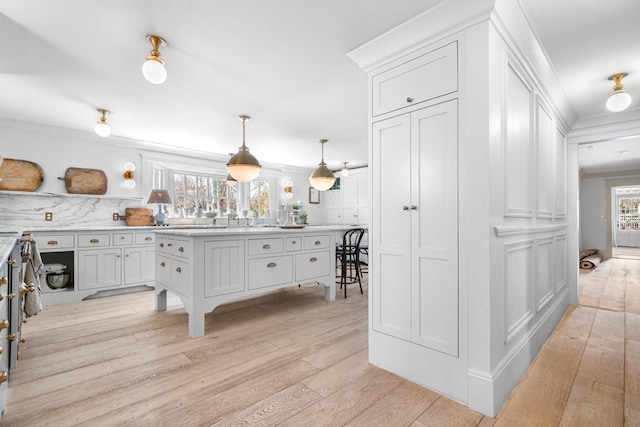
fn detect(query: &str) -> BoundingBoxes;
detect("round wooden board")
[63,167,108,195]
[0,158,44,192]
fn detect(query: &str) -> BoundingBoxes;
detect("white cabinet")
[341,169,368,225]
[78,248,122,290]
[324,189,342,224]
[35,229,157,304]
[372,99,459,356]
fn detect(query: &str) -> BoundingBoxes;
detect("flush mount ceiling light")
[142,35,167,84]
[606,73,632,112]
[95,109,111,137]
[309,139,336,191]
[226,115,261,182]
[341,161,349,177]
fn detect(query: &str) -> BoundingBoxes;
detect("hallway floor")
[496,257,640,426]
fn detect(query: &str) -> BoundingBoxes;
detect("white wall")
[579,177,608,250]
[0,120,324,228]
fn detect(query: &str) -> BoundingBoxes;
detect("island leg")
[155,288,167,311]
[321,278,336,301]
[188,310,205,338]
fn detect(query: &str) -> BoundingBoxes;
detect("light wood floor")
[2,261,638,426]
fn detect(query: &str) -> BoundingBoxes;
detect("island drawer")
[285,237,302,252]
[303,235,331,250]
[248,255,292,290]
[248,238,284,255]
[113,233,133,246]
[135,232,156,245]
[295,250,331,282]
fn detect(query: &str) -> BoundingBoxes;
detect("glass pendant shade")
[309,139,336,191]
[226,115,261,182]
[226,174,238,188]
[341,161,349,177]
[123,179,136,189]
[95,109,111,137]
[606,90,632,112]
[142,58,167,84]
[606,73,632,112]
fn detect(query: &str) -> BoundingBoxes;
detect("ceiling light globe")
[142,59,167,84]
[227,164,261,182]
[94,122,111,137]
[123,179,136,189]
[606,90,632,112]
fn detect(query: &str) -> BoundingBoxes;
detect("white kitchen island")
[153,225,356,338]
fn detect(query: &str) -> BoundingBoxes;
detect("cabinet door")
[78,249,122,290]
[203,240,245,297]
[411,100,459,356]
[124,246,155,285]
[371,114,412,340]
[324,191,342,224]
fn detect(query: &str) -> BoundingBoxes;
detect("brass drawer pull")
[0,295,4,302]
[48,240,58,245]
[291,240,297,244]
[7,334,15,341]
[159,243,164,248]
[315,240,321,245]
[0,347,3,355]
[145,237,152,241]
[267,262,277,268]
[7,259,15,266]
[176,267,182,273]
[0,277,6,285]
[90,239,99,243]
[406,97,413,103]
[178,246,184,252]
[263,244,271,249]
[310,257,318,262]
[160,262,166,267]
[7,293,15,300]
[120,236,126,240]
[0,320,8,330]
[0,371,6,384]
[167,243,173,247]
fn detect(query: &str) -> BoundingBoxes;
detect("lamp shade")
[227,147,261,181]
[147,189,172,204]
[142,58,167,84]
[94,122,111,137]
[226,174,238,188]
[309,163,336,191]
[606,90,632,112]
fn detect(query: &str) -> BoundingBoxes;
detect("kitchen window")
[172,172,237,217]
[249,178,270,217]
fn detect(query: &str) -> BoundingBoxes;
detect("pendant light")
[95,109,111,137]
[226,115,261,182]
[142,35,167,84]
[341,161,349,177]
[226,174,237,188]
[606,73,632,112]
[309,139,336,191]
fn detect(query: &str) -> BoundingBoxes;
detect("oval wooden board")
[0,158,44,192]
[62,167,108,195]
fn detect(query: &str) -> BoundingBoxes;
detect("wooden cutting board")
[0,158,44,192]
[125,208,154,226]
[60,167,108,195]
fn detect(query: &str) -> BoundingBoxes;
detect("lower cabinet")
[78,249,122,290]
[34,230,156,304]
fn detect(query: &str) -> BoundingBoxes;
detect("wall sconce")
[309,139,336,191]
[341,161,349,177]
[142,35,167,84]
[95,109,111,137]
[284,180,294,199]
[123,162,136,189]
[606,73,632,112]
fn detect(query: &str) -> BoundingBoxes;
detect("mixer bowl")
[46,273,70,289]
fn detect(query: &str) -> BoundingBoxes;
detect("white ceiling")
[1,1,639,173]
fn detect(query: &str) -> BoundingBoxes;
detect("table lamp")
[147,189,172,224]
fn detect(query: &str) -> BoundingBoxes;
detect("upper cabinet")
[371,42,458,117]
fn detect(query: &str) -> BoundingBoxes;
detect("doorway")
[612,185,640,259]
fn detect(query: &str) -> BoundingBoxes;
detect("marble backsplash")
[0,191,144,229]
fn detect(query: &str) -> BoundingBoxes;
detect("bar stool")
[336,228,365,298]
